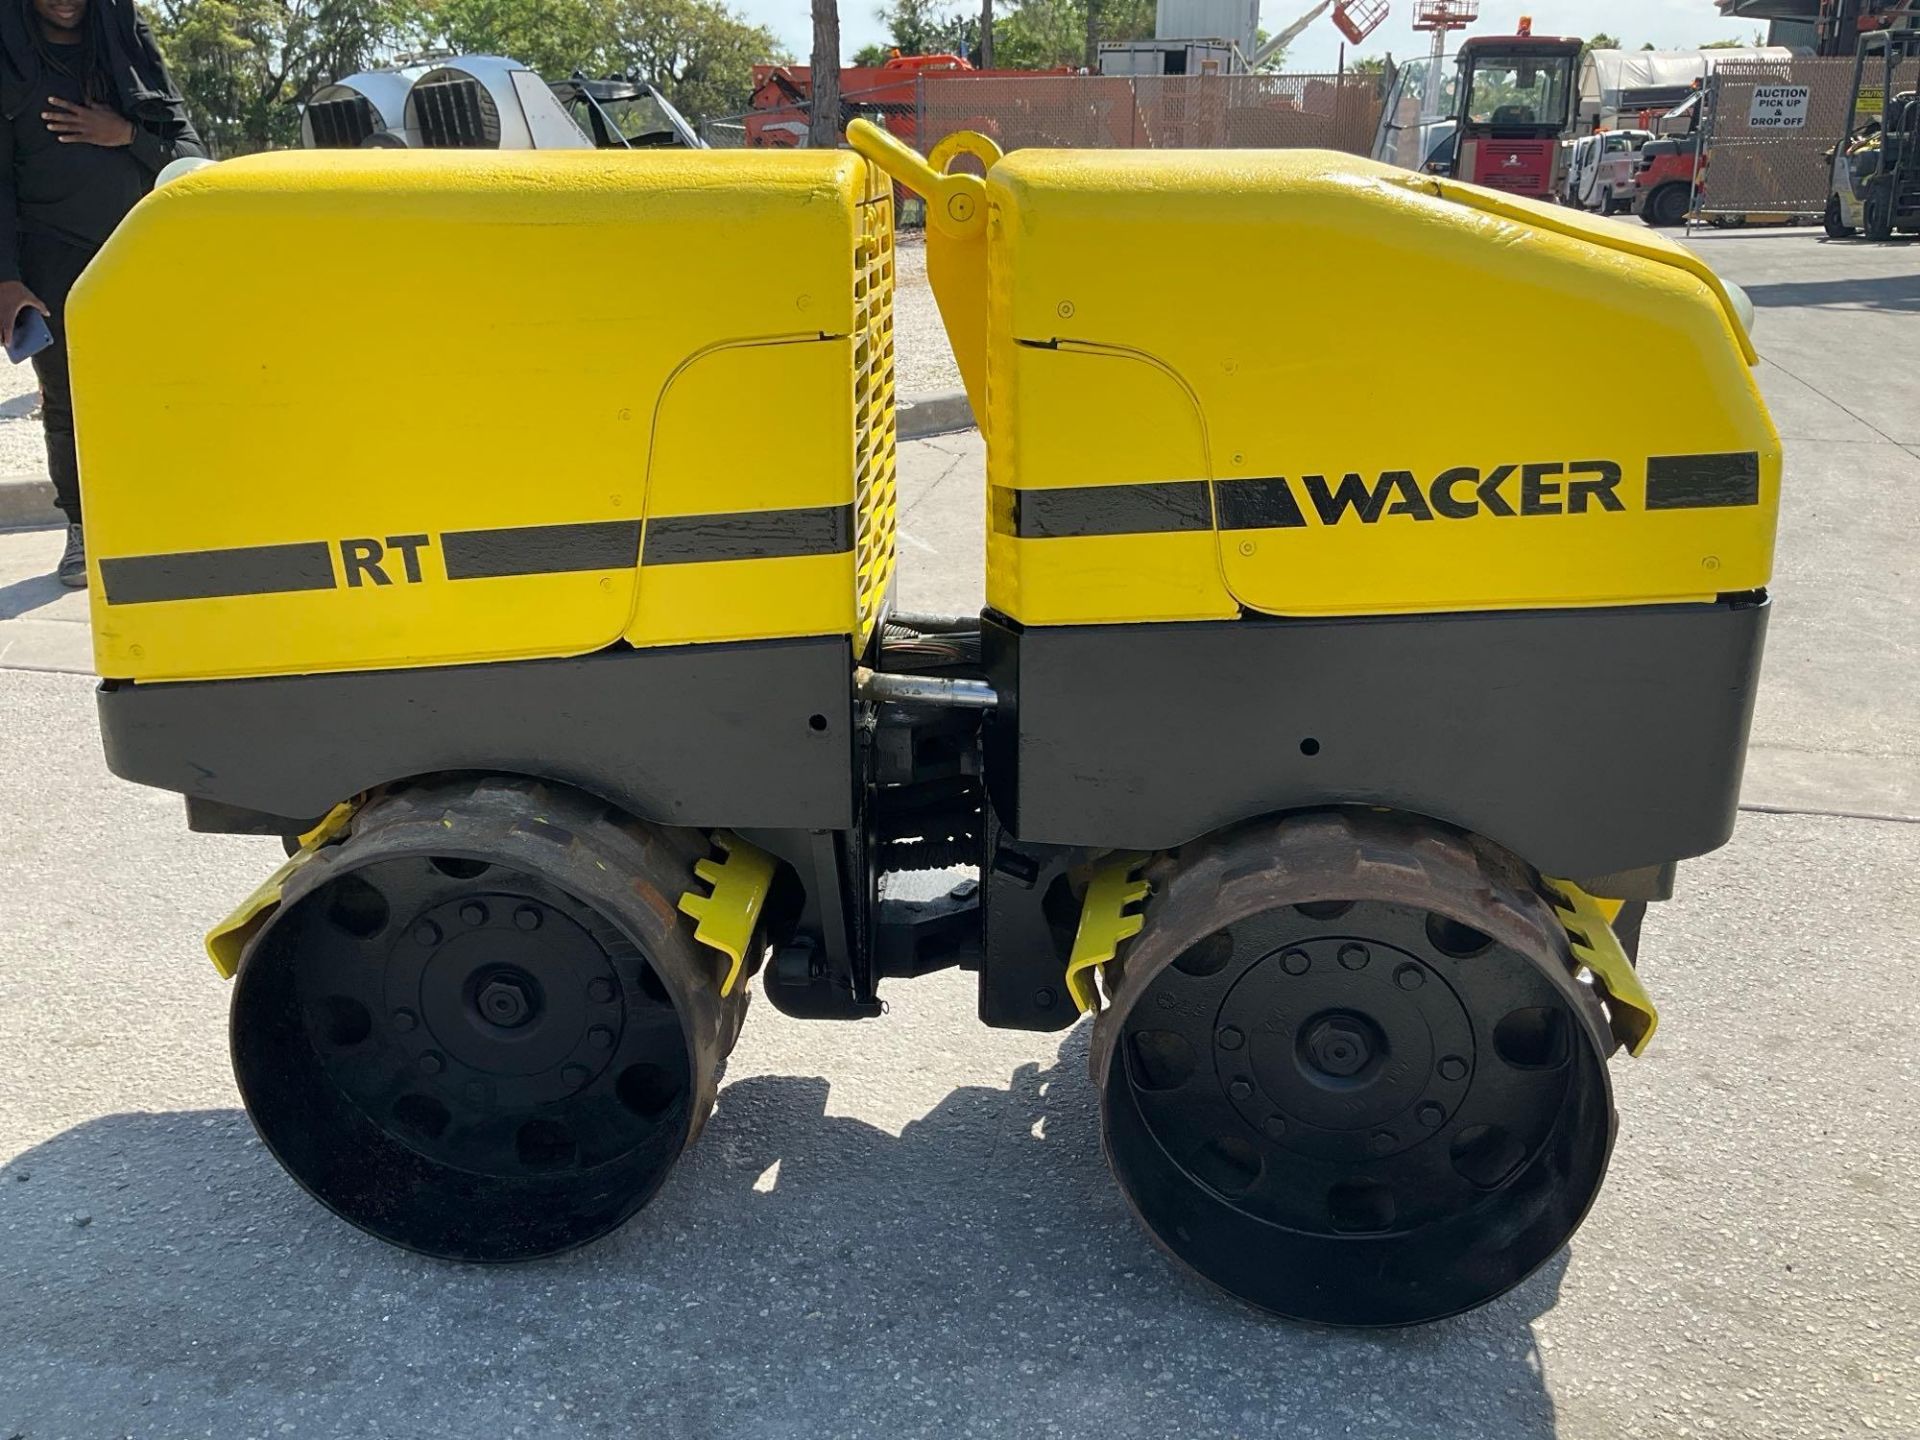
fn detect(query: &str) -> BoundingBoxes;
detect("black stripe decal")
[1013,481,1212,538]
[642,504,854,565]
[1216,477,1308,530]
[443,520,642,579]
[99,542,336,606]
[1646,453,1760,510]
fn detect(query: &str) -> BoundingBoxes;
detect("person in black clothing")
[0,0,201,586]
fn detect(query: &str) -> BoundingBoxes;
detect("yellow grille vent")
[852,187,898,648]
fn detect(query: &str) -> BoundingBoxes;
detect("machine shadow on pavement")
[1741,271,1920,313]
[0,569,69,622]
[0,1024,1568,1438]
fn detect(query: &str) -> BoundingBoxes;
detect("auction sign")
[1748,85,1811,129]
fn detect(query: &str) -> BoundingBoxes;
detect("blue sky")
[735,0,1767,70]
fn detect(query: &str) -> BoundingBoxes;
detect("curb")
[897,390,975,440]
[0,473,60,530]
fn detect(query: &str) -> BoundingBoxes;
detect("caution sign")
[1857,85,1885,120]
[1748,85,1810,129]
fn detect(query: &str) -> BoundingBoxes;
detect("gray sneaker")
[57,523,86,588]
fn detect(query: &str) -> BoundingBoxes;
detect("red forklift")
[1443,22,1584,200]
[1631,85,1707,228]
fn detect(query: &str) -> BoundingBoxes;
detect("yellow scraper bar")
[677,831,778,997]
[1064,852,1153,1013]
[203,800,359,978]
[1544,881,1660,1057]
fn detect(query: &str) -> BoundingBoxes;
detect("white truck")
[1563,128,1656,213]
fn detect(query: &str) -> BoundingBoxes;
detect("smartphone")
[6,307,51,365]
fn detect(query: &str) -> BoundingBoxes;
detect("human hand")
[43,96,134,147]
[0,280,49,347]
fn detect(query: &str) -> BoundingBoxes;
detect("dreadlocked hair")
[22,0,115,104]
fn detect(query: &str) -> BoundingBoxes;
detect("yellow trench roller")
[75,124,1778,1324]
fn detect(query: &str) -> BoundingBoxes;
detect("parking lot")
[0,225,1915,1439]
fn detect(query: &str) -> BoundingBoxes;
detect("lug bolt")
[514,905,543,932]
[419,1052,444,1075]
[588,978,616,1004]
[1369,1131,1395,1155]
[1417,1102,1446,1128]
[1229,1078,1254,1101]
[562,1064,590,1088]
[477,979,533,1028]
[459,902,488,928]
[1217,1026,1245,1051]
[1263,1115,1288,1140]
[1395,964,1425,991]
[392,1008,418,1033]
[1280,949,1311,976]
[1032,987,1056,1010]
[464,1081,488,1104]
[588,1025,615,1051]
[1338,944,1371,971]
[1438,1055,1469,1082]
[1304,1017,1374,1078]
[412,920,441,947]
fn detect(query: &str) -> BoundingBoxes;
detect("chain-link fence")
[701,70,1386,161]
[1696,57,1917,218]
[701,78,917,149]
[915,72,1385,154]
[700,118,749,146]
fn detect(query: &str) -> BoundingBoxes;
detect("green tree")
[992,0,1078,68]
[148,0,785,149]
[1098,0,1150,58]
[989,0,1144,70]
[422,0,788,121]
[145,0,407,154]
[605,0,790,119]
[418,0,602,79]
[875,0,973,55]
[852,41,893,65]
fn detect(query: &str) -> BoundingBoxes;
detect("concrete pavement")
[1,226,1916,1439]
[0,341,57,527]
[1691,229,1920,823]
[0,540,88,676]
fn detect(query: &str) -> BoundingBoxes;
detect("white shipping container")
[1098,39,1241,76]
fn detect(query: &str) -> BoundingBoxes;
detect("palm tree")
[811,0,842,147]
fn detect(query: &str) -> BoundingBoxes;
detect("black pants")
[22,236,96,527]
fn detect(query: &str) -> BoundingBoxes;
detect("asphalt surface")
[0,226,1916,1440]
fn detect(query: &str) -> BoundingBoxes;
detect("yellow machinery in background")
[75,121,1778,1326]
